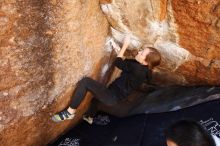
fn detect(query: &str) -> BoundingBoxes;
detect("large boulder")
[1,0,220,146]
[0,0,109,146]
[100,0,220,85]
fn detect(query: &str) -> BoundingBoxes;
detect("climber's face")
[135,48,151,65]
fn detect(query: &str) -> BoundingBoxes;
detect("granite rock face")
[0,1,109,146]
[101,0,220,85]
[1,0,220,146]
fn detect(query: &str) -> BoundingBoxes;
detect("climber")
[52,36,161,122]
[165,120,219,146]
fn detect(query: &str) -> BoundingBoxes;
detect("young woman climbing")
[52,36,161,122]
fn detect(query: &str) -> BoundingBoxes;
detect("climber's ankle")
[67,107,76,115]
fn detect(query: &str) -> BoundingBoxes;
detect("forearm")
[117,43,128,58]
[117,36,130,58]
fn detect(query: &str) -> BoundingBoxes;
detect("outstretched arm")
[107,36,131,86]
[111,36,132,70]
[117,36,130,58]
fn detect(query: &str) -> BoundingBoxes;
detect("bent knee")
[80,77,92,83]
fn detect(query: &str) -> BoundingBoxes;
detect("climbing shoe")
[83,115,93,124]
[52,110,75,122]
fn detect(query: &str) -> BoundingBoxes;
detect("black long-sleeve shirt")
[108,57,150,99]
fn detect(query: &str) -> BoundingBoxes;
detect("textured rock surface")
[1,0,220,146]
[0,0,109,146]
[101,0,220,85]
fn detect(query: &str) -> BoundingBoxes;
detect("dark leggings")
[70,77,119,109]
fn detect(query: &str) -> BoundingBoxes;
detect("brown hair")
[144,47,161,70]
[165,120,215,146]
